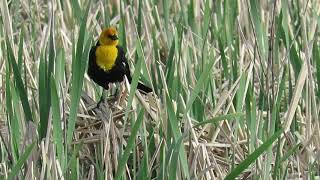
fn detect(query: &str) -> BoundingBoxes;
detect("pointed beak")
[109,35,118,40]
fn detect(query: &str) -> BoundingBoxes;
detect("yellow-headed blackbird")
[87,27,152,93]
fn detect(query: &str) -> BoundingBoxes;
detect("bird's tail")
[137,82,152,93]
[126,74,152,94]
[125,62,152,94]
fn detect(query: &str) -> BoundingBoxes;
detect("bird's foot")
[112,87,120,100]
[94,89,108,109]
[96,95,106,109]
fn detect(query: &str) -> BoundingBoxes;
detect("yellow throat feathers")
[96,45,118,71]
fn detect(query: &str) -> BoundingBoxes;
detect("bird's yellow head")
[98,27,119,46]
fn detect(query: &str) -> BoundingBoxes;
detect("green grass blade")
[10,83,22,160]
[168,134,185,180]
[55,48,66,85]
[202,0,211,37]
[225,128,284,180]
[67,143,83,178]
[313,45,320,97]
[7,142,36,180]
[137,0,143,37]
[71,0,82,24]
[124,38,144,121]
[6,38,33,122]
[119,3,126,50]
[280,143,301,163]
[166,95,190,179]
[66,2,91,145]
[165,39,176,90]
[50,75,64,169]
[249,0,268,61]
[17,29,23,71]
[162,0,169,35]
[193,113,245,128]
[115,109,144,180]
[38,49,49,139]
[184,52,215,114]
[5,50,17,162]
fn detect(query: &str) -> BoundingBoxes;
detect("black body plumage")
[87,42,152,93]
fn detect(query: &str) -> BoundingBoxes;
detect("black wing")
[116,46,152,93]
[115,46,132,82]
[87,46,97,78]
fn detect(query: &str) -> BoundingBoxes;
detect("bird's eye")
[108,34,118,40]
